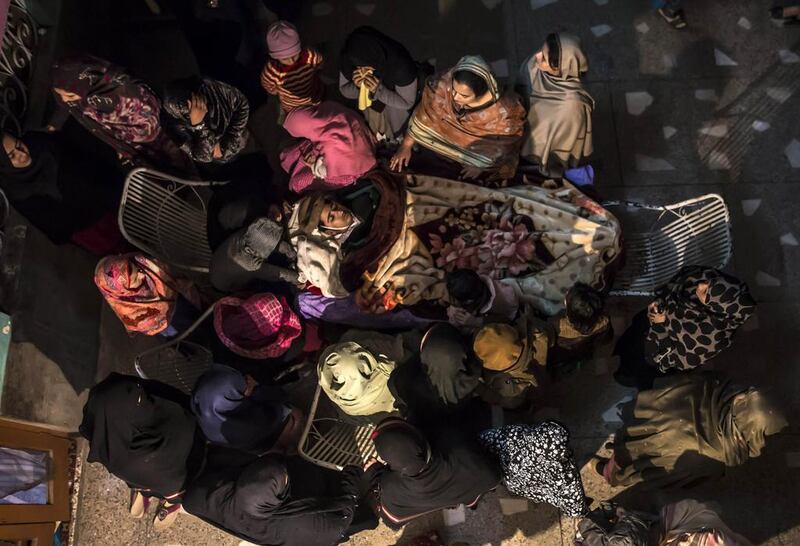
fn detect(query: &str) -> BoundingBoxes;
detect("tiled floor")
[7,0,800,544]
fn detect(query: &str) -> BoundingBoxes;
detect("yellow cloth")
[358,82,373,110]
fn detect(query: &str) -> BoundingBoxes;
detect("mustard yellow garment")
[358,82,373,110]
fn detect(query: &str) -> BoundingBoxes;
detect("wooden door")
[0,417,75,545]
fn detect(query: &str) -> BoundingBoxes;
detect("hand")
[389,143,413,172]
[46,125,56,132]
[355,283,389,314]
[352,68,366,86]
[353,66,373,86]
[267,203,283,222]
[188,93,207,125]
[243,374,258,396]
[459,165,484,180]
[300,146,317,167]
[364,75,380,93]
[212,143,222,159]
[647,301,667,324]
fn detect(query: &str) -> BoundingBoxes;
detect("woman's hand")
[459,165,484,180]
[364,75,380,93]
[389,142,413,172]
[188,93,207,126]
[353,66,374,87]
[647,301,667,324]
[212,143,223,159]
[300,145,317,167]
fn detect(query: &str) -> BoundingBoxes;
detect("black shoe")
[658,8,688,29]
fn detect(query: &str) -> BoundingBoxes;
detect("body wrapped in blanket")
[288,170,621,317]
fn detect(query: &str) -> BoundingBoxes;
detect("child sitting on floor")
[260,21,324,119]
[547,282,613,369]
[446,269,520,332]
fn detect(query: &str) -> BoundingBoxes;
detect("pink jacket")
[280,101,377,193]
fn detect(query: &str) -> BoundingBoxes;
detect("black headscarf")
[649,266,756,372]
[0,132,61,201]
[420,324,481,406]
[190,364,290,453]
[79,373,199,497]
[340,26,417,89]
[183,456,357,546]
[372,418,500,524]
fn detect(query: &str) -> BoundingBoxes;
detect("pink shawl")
[280,101,376,193]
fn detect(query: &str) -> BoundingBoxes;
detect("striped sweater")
[261,48,324,111]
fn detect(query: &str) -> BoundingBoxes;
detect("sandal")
[658,8,688,29]
[129,489,151,519]
[153,500,182,530]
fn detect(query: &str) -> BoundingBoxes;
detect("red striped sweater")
[261,48,324,111]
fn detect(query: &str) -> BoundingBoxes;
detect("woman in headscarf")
[288,170,621,317]
[209,216,299,292]
[280,101,376,194]
[480,421,586,517]
[190,364,304,454]
[318,329,407,422]
[365,417,501,527]
[658,499,753,546]
[161,76,250,164]
[0,130,123,254]
[183,455,370,546]
[51,55,191,173]
[94,253,200,337]
[213,293,304,360]
[614,266,756,389]
[79,373,205,529]
[339,26,419,141]
[389,55,526,184]
[519,33,594,177]
[574,499,754,546]
[389,324,483,426]
[472,310,553,410]
[597,373,787,490]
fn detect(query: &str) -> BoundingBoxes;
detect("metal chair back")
[605,194,732,296]
[298,384,378,471]
[134,305,215,394]
[119,167,221,273]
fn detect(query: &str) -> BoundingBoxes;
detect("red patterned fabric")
[213,293,302,359]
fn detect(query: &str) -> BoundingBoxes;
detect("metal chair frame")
[604,194,732,296]
[134,304,216,394]
[298,384,378,471]
[118,167,227,273]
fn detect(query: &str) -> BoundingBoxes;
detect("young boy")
[547,282,613,367]
[446,269,520,332]
[260,21,324,116]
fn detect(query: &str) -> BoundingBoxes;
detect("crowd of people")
[0,14,790,546]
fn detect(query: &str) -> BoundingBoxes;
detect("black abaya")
[183,456,363,546]
[369,418,501,526]
[79,373,202,497]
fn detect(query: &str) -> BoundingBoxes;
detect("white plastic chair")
[134,305,215,394]
[298,384,378,471]
[118,167,224,273]
[604,194,732,296]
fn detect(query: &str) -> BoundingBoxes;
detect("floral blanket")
[290,173,621,316]
[364,174,621,315]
